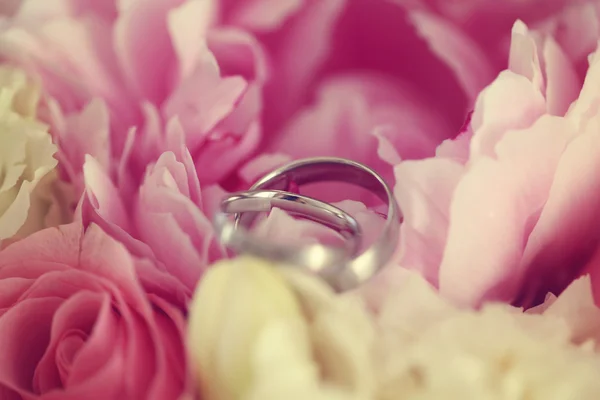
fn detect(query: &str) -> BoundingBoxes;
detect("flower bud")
[187,256,304,400]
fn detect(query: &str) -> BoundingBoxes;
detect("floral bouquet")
[2,0,600,399]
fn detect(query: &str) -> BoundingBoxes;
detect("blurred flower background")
[1,0,600,399]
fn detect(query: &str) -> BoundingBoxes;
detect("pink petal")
[136,152,226,289]
[166,0,216,84]
[469,70,546,159]
[59,296,125,398]
[52,99,112,189]
[543,36,580,116]
[83,155,131,233]
[16,0,117,21]
[38,17,128,113]
[145,295,191,400]
[0,298,62,394]
[394,158,464,285]
[113,0,176,104]
[223,0,304,32]
[520,115,600,300]
[238,153,293,185]
[79,224,149,311]
[508,20,544,93]
[534,2,600,65]
[34,291,107,392]
[162,62,248,151]
[439,116,577,306]
[193,120,262,183]
[409,10,495,101]
[266,74,442,197]
[0,224,82,275]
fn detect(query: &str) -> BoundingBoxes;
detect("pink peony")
[0,222,193,399]
[222,0,497,196]
[0,0,266,186]
[391,16,600,308]
[0,0,264,295]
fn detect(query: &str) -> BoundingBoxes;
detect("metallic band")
[214,189,362,277]
[215,157,401,291]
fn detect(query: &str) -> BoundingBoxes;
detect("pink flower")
[80,121,227,303]
[222,0,496,198]
[0,0,266,187]
[0,0,265,295]
[0,222,193,399]
[392,17,600,308]
[396,0,595,69]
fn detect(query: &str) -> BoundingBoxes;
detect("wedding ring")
[216,157,401,291]
[214,189,362,276]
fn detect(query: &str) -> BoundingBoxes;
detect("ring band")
[236,157,401,291]
[214,189,362,276]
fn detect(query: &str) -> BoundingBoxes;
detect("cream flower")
[375,273,600,400]
[0,66,69,243]
[187,256,376,400]
[189,257,600,400]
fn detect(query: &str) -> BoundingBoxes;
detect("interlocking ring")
[213,157,401,291]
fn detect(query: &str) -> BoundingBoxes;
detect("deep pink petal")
[0,298,62,394]
[409,10,495,101]
[34,291,106,393]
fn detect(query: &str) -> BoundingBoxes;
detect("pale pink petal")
[167,0,216,83]
[520,115,600,301]
[15,0,117,21]
[508,20,544,93]
[469,70,546,159]
[440,116,577,306]
[38,17,129,114]
[0,223,82,272]
[394,158,464,284]
[83,156,131,233]
[52,99,111,183]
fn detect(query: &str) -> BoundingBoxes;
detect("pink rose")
[0,222,193,399]
[391,16,600,308]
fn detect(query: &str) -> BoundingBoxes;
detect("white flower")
[189,257,600,400]
[187,256,376,400]
[0,66,66,242]
[375,273,600,400]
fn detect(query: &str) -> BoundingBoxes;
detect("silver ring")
[218,157,401,291]
[214,190,362,276]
